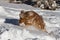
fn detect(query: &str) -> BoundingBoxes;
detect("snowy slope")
[0,2,60,40]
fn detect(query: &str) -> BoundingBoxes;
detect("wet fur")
[19,10,47,32]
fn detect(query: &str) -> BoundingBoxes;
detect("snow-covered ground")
[0,2,60,40]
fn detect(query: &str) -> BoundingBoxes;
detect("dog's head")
[19,10,38,19]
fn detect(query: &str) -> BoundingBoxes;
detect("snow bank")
[0,2,60,40]
[0,23,56,40]
[0,2,40,10]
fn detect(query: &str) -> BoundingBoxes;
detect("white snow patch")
[0,18,5,24]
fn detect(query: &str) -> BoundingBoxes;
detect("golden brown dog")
[19,10,47,32]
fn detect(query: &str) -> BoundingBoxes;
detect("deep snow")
[0,2,60,40]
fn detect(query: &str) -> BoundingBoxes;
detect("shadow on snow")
[4,18,19,25]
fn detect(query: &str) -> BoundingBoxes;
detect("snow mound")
[0,23,56,40]
[0,2,40,10]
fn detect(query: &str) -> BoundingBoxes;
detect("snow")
[0,2,60,40]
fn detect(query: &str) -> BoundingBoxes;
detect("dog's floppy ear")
[19,10,25,16]
[21,10,25,13]
[19,10,25,18]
